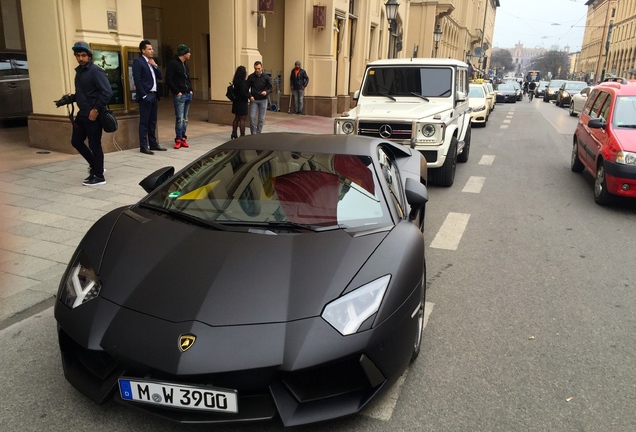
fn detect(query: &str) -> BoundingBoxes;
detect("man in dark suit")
[132,39,166,154]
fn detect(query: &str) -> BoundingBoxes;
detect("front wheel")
[410,265,426,364]
[430,137,457,187]
[569,103,576,117]
[594,162,613,205]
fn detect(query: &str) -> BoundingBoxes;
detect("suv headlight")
[340,120,355,134]
[421,124,435,137]
[616,151,636,166]
[59,251,102,308]
[322,275,390,335]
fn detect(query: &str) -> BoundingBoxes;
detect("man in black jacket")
[247,61,272,134]
[289,60,309,114]
[56,41,112,186]
[166,44,193,149]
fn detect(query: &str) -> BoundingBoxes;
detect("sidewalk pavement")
[0,101,334,328]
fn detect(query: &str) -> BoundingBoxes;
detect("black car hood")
[97,207,389,326]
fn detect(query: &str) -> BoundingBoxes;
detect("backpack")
[226,82,236,101]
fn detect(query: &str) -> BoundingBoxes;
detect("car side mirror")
[456,91,467,102]
[587,118,606,130]
[139,166,175,193]
[405,178,428,221]
[353,90,360,101]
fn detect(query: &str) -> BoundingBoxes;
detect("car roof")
[596,78,636,96]
[216,133,414,158]
[366,58,468,67]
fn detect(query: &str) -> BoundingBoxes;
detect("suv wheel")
[431,137,457,187]
[571,140,584,172]
[594,162,613,205]
[458,126,471,163]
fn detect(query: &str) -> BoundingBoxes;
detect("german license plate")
[118,378,238,413]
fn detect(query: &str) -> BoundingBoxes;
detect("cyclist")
[528,80,537,101]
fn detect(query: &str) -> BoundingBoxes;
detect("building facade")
[579,0,618,82]
[4,0,498,153]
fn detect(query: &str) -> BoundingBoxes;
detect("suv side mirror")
[455,91,467,102]
[588,118,606,130]
[353,90,360,101]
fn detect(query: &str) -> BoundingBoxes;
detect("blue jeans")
[249,99,268,134]
[292,89,304,113]
[173,93,192,140]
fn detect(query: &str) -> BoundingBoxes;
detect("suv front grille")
[358,122,412,140]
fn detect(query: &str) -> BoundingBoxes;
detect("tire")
[569,103,576,117]
[458,126,470,163]
[594,162,613,206]
[410,263,426,364]
[571,139,584,172]
[430,137,457,187]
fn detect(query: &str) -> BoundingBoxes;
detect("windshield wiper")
[617,124,636,128]
[379,91,396,101]
[137,203,229,231]
[411,92,430,102]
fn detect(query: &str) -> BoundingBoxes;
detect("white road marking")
[363,302,435,421]
[430,212,470,250]
[479,155,495,165]
[462,176,486,193]
[503,120,511,123]
[500,125,509,129]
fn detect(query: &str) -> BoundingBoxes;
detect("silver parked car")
[0,51,31,119]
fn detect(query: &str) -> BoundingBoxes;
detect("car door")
[581,91,610,167]
[0,53,20,119]
[9,53,31,116]
[574,86,591,113]
[588,93,612,165]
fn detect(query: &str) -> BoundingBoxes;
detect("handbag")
[226,82,236,102]
[100,106,118,133]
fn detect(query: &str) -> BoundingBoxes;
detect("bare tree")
[491,49,514,74]
[530,50,570,79]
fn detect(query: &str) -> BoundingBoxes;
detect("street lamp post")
[385,0,399,58]
[433,24,442,58]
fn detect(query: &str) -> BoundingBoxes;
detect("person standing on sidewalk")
[230,65,250,139]
[55,41,112,186]
[289,60,309,115]
[132,39,167,155]
[247,61,272,134]
[166,44,193,149]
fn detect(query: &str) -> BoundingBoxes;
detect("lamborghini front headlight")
[322,275,390,335]
[59,251,102,309]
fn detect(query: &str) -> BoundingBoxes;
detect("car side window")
[584,89,599,115]
[377,147,404,218]
[0,57,13,77]
[598,95,612,122]
[589,92,608,119]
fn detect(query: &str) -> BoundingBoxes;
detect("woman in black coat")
[231,66,250,138]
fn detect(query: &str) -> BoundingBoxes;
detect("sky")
[492,0,589,52]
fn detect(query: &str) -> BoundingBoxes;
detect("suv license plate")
[119,378,238,413]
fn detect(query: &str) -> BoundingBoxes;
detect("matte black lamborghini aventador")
[55,133,429,426]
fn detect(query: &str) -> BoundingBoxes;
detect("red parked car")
[572,77,636,205]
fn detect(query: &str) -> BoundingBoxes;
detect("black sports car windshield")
[141,149,392,230]
[362,67,452,98]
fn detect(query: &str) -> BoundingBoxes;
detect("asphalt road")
[1,98,635,431]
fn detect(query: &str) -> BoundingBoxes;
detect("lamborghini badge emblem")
[179,334,196,352]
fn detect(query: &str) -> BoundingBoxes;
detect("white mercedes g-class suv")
[334,58,472,187]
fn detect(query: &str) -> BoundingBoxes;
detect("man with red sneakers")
[166,43,193,149]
